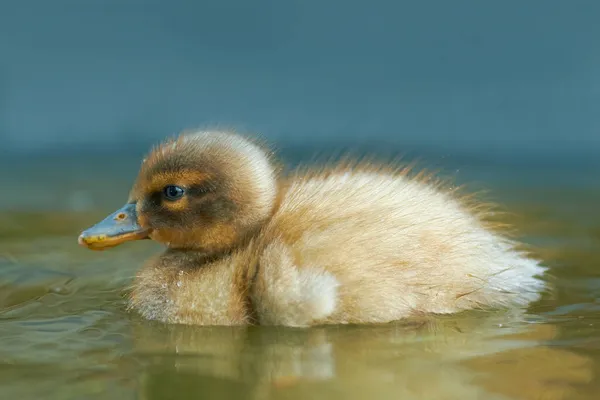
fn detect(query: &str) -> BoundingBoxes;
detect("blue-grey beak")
[78,203,150,250]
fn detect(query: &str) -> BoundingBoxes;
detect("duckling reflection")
[130,312,593,400]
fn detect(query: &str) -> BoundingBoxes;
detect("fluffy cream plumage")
[80,130,546,326]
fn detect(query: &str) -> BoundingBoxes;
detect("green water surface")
[1,154,599,400]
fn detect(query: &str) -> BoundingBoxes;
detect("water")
[1,148,599,399]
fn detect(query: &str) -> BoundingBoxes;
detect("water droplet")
[51,286,69,294]
[176,281,182,287]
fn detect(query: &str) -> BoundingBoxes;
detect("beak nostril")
[115,213,127,221]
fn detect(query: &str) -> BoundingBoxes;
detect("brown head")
[78,130,279,253]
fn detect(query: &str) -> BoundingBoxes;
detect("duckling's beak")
[78,203,150,250]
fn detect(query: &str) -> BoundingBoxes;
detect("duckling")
[78,130,546,327]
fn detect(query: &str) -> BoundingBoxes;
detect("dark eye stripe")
[147,191,163,207]
[187,183,215,196]
[144,183,215,212]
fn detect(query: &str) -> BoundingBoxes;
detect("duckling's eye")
[163,185,185,201]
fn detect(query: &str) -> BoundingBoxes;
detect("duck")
[78,129,546,327]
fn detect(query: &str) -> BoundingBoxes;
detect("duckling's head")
[78,130,278,253]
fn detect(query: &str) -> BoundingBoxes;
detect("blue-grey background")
[0,0,599,163]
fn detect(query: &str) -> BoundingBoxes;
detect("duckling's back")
[252,166,546,326]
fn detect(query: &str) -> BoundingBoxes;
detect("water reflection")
[131,313,593,400]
